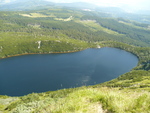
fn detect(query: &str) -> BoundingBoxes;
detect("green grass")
[54,16,73,21]
[20,13,56,18]
[118,20,149,30]
[1,87,150,113]
[0,32,93,58]
[77,20,124,36]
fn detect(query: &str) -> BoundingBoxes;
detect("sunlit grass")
[0,32,92,58]
[20,13,56,18]
[1,87,150,113]
[118,20,150,30]
[77,20,124,36]
[54,16,73,21]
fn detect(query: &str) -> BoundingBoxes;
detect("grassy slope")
[0,32,91,58]
[0,87,150,113]
[0,9,150,113]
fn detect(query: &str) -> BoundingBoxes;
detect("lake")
[0,47,138,96]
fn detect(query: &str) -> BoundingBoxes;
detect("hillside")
[1,8,150,58]
[0,87,150,113]
[0,7,150,113]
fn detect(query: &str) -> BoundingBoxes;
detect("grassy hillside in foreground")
[0,87,150,113]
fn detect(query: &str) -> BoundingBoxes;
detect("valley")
[0,1,150,112]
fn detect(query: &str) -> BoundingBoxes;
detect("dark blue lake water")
[0,47,138,96]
